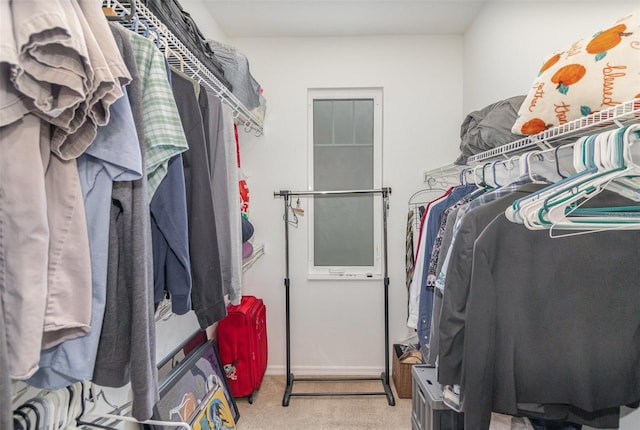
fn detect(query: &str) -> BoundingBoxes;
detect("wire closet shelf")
[106,0,264,135]
[423,99,640,182]
[468,99,640,162]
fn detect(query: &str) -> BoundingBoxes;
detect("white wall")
[463,1,638,113]
[181,0,228,42]
[229,35,464,376]
[464,3,640,429]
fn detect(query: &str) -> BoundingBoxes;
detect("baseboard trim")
[266,365,384,376]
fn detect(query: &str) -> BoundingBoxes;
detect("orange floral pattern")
[513,9,640,135]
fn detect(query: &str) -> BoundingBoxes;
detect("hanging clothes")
[405,208,415,292]
[223,104,244,306]
[432,177,544,369]
[41,136,93,350]
[199,88,242,304]
[0,115,50,380]
[461,188,640,429]
[422,195,477,365]
[127,32,189,201]
[150,152,192,314]
[204,39,263,111]
[1,0,133,381]
[438,183,546,386]
[416,184,476,346]
[9,0,131,159]
[27,87,143,389]
[0,0,49,382]
[407,188,452,330]
[2,0,255,424]
[90,22,158,422]
[170,69,227,328]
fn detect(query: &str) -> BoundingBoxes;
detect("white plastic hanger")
[517,131,618,230]
[79,383,193,430]
[544,124,640,233]
[506,125,640,233]
[505,135,600,224]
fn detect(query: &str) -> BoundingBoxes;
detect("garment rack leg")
[277,189,395,407]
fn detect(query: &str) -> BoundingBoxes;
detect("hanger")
[514,125,640,232]
[244,120,253,133]
[68,383,88,428]
[13,409,31,430]
[470,164,483,188]
[515,132,612,229]
[130,13,151,38]
[78,383,193,430]
[285,197,299,227]
[492,156,520,186]
[74,383,119,430]
[165,43,186,73]
[479,163,494,189]
[32,390,58,430]
[26,397,53,430]
[505,135,599,223]
[553,144,570,179]
[148,28,163,49]
[505,144,576,228]
[540,128,626,223]
[408,188,445,207]
[544,125,640,232]
[104,0,137,22]
[84,412,192,430]
[13,417,25,430]
[15,403,40,430]
[458,167,468,186]
[526,151,548,185]
[489,160,503,188]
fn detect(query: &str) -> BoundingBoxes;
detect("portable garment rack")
[273,188,395,407]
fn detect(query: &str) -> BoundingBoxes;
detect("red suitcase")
[217,295,268,403]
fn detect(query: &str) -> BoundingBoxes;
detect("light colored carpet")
[234,375,412,430]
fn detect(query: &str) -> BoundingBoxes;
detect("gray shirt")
[91,23,158,422]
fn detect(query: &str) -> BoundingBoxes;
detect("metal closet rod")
[274,187,392,197]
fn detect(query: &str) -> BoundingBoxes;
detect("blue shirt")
[27,89,143,388]
[151,154,192,314]
[417,185,476,345]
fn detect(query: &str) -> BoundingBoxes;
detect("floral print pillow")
[512,9,640,135]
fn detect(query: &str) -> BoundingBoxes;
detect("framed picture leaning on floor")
[147,339,239,429]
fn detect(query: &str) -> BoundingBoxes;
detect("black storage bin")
[412,365,464,430]
[143,0,232,90]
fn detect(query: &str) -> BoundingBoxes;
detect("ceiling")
[199,0,635,38]
[200,0,489,38]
